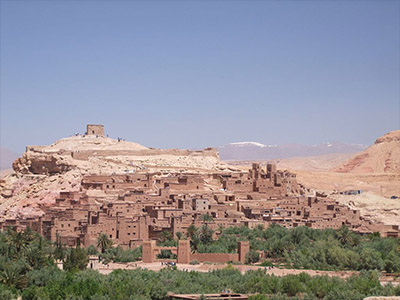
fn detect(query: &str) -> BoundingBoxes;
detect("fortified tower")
[177,240,191,264]
[86,124,104,136]
[238,241,250,263]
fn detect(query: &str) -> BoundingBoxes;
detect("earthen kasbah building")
[1,125,399,253]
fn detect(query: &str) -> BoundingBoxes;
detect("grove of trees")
[190,224,400,272]
[0,224,399,300]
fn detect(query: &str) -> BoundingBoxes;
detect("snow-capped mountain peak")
[228,142,278,148]
[229,142,267,148]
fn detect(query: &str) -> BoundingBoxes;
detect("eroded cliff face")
[333,130,400,174]
[13,152,73,175]
[12,136,223,176]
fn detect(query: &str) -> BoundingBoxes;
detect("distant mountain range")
[218,141,368,161]
[0,147,19,170]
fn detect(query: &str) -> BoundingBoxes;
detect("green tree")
[336,225,353,245]
[384,251,400,273]
[0,264,28,289]
[158,231,173,243]
[245,250,260,264]
[201,214,213,222]
[360,248,384,270]
[186,225,197,239]
[87,245,99,256]
[5,229,29,253]
[97,233,113,253]
[63,247,89,271]
[195,225,214,245]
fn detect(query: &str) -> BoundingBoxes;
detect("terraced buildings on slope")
[1,162,398,248]
[1,125,399,249]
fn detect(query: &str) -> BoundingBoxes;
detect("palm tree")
[195,224,214,245]
[186,225,197,239]
[337,225,353,245]
[201,214,213,222]
[216,225,225,236]
[0,265,28,289]
[5,229,28,253]
[97,233,112,253]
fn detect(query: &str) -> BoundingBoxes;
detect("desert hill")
[12,134,230,175]
[0,127,234,220]
[37,135,149,152]
[333,130,400,174]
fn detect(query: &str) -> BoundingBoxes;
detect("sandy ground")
[91,261,399,286]
[275,153,356,172]
[293,171,400,197]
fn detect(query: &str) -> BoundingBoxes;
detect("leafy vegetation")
[99,246,142,264]
[0,225,399,299]
[189,224,400,272]
[13,267,400,300]
[97,233,113,253]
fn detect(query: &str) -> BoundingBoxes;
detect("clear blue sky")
[1,0,399,154]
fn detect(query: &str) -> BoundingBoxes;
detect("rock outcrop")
[1,133,231,220]
[12,135,224,175]
[333,130,400,174]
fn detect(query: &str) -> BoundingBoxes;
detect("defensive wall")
[143,240,250,264]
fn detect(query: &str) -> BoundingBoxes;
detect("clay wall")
[118,219,141,244]
[190,253,239,263]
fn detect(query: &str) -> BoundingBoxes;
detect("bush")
[190,260,200,265]
[260,261,274,267]
[86,245,99,256]
[63,247,89,271]
[245,250,260,264]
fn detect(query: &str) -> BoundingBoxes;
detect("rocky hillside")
[12,135,227,175]
[0,134,233,220]
[333,130,400,174]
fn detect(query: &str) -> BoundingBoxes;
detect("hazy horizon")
[1,1,399,154]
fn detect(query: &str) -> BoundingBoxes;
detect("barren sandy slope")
[334,130,400,173]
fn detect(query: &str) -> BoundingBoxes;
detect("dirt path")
[92,261,399,285]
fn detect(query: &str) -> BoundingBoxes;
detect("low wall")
[191,253,239,263]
